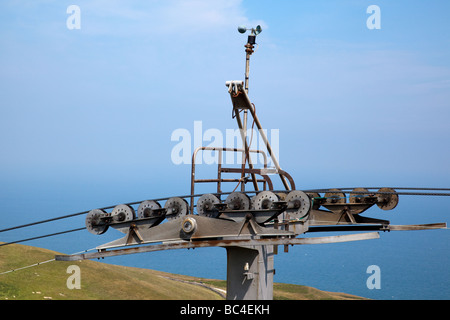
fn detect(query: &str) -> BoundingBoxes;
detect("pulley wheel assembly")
[324,189,346,204]
[376,187,399,210]
[285,190,311,220]
[306,192,321,210]
[138,200,162,219]
[164,197,189,220]
[349,188,371,204]
[111,204,135,222]
[197,193,220,217]
[251,191,279,210]
[85,209,109,235]
[225,192,250,210]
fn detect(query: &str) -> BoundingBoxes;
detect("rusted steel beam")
[55,232,380,261]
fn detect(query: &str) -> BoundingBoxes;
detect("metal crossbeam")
[55,232,381,261]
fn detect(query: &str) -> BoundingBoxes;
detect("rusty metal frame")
[227,81,291,190]
[56,231,381,261]
[190,146,297,213]
[190,146,269,213]
[54,221,447,262]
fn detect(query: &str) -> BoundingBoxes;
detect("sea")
[1,179,449,300]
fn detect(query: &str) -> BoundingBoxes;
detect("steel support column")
[225,245,274,300]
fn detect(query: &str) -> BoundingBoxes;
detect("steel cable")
[0,188,449,247]
[0,246,97,275]
[1,188,450,234]
[0,227,85,247]
[0,191,253,234]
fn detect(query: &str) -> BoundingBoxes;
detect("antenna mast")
[235,25,291,190]
[238,25,261,93]
[238,25,262,191]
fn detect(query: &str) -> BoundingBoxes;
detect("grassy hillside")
[0,243,366,300]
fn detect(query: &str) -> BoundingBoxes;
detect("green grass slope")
[0,243,366,300]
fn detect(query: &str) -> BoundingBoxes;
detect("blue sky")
[0,0,449,218]
[1,0,449,191]
[0,0,449,298]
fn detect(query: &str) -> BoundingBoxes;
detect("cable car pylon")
[54,25,447,300]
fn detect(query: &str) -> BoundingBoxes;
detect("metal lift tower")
[56,26,447,300]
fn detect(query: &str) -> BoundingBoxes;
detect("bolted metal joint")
[181,217,197,234]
